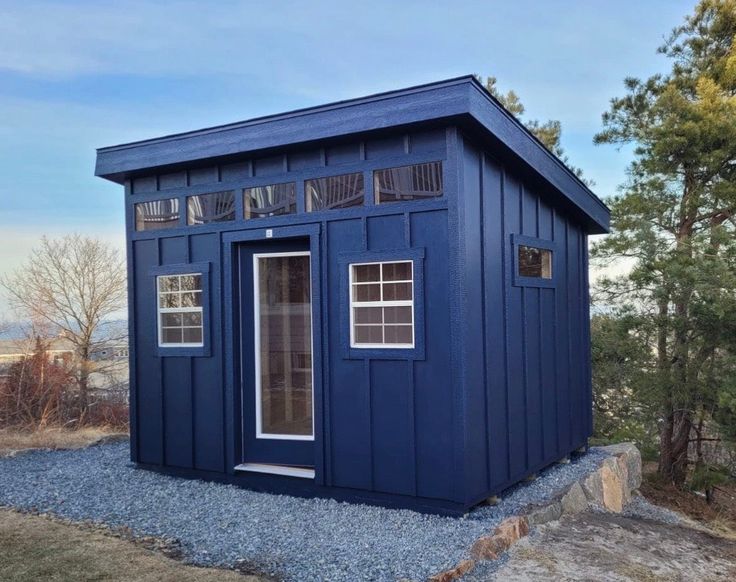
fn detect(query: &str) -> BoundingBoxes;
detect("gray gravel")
[621,495,686,525]
[0,443,607,581]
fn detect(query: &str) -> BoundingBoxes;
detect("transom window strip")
[157,273,204,346]
[350,261,414,347]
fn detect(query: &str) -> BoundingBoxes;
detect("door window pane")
[257,254,313,437]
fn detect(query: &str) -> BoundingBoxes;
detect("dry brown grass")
[0,508,263,582]
[0,427,127,457]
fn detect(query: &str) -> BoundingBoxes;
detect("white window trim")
[349,260,415,349]
[156,273,204,348]
[252,251,315,441]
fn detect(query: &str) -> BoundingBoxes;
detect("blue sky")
[0,0,694,300]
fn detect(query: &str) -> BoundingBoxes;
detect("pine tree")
[594,0,736,485]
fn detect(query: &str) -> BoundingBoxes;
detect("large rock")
[600,458,625,512]
[470,516,529,560]
[601,442,642,491]
[560,482,589,514]
[526,501,563,526]
[428,558,475,582]
[580,470,605,505]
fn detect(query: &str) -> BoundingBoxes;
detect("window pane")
[187,191,235,225]
[382,282,412,301]
[183,327,203,344]
[519,245,553,279]
[135,198,180,231]
[353,264,380,283]
[244,183,296,218]
[181,292,202,307]
[306,173,364,211]
[179,274,202,291]
[161,313,183,326]
[182,312,202,326]
[383,306,412,324]
[382,262,412,282]
[159,293,180,308]
[353,284,381,302]
[384,325,413,344]
[257,254,313,436]
[354,306,383,324]
[162,328,183,344]
[158,275,180,292]
[374,161,443,203]
[354,325,383,344]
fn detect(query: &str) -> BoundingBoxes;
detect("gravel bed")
[621,495,686,525]
[0,442,607,581]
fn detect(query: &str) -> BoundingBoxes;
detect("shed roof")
[96,75,609,233]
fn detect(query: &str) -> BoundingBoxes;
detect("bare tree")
[0,235,126,416]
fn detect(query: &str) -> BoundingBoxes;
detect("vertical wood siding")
[127,128,456,501]
[460,136,593,502]
[125,124,592,509]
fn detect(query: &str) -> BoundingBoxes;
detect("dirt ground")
[0,508,264,582]
[0,427,127,457]
[490,511,736,581]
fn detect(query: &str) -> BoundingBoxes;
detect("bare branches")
[0,235,127,414]
[1,235,126,345]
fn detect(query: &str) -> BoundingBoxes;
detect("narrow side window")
[350,261,414,348]
[157,273,204,347]
[518,245,553,279]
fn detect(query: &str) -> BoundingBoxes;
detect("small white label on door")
[265,229,273,238]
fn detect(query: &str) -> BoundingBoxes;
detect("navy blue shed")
[95,76,610,515]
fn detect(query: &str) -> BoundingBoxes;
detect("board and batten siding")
[126,128,459,504]
[457,135,593,505]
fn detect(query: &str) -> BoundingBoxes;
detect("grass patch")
[0,508,263,582]
[0,427,127,457]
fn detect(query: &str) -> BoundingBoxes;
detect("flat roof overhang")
[95,76,610,234]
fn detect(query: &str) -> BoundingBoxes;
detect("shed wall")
[126,127,461,505]
[457,136,593,504]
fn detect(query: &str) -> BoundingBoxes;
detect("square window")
[350,261,414,348]
[518,245,553,279]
